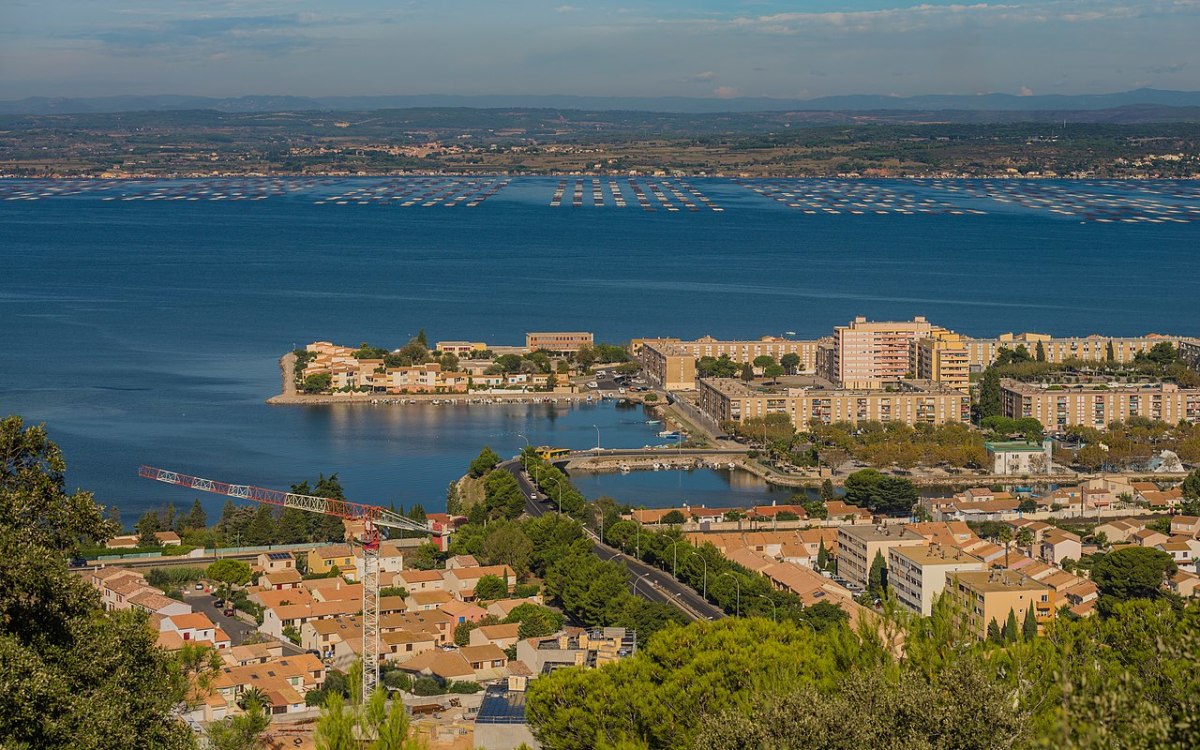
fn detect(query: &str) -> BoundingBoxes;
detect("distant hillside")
[3,88,1200,116]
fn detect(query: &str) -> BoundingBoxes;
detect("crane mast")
[138,465,434,704]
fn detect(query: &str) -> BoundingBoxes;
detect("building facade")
[525,332,593,353]
[698,378,970,428]
[639,336,823,390]
[1001,379,1200,431]
[836,525,928,589]
[947,570,1055,639]
[827,316,935,388]
[888,544,985,616]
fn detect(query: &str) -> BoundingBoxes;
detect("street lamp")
[718,571,741,617]
[632,572,652,597]
[517,433,530,471]
[667,540,685,577]
[758,594,778,622]
[688,550,708,600]
[591,424,601,452]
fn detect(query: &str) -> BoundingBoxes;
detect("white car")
[529,493,538,500]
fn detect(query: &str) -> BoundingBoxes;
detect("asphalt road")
[184,590,305,654]
[503,461,725,621]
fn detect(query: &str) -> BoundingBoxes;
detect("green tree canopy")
[1092,546,1175,612]
[207,559,253,587]
[469,446,502,477]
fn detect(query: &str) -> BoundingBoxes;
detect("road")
[502,461,725,622]
[183,590,305,654]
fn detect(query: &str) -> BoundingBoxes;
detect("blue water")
[2,177,1197,518]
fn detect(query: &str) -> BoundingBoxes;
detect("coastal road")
[502,461,725,622]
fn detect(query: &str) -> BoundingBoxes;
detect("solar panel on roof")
[267,552,291,560]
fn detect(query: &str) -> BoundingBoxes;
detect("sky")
[0,0,1197,100]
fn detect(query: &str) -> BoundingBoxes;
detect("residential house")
[257,551,296,574]
[1171,516,1200,538]
[308,544,357,580]
[259,568,303,591]
[460,644,509,680]
[946,570,1055,640]
[470,623,522,650]
[443,564,516,600]
[836,525,928,588]
[1039,530,1083,565]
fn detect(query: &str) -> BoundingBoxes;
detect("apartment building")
[640,341,699,390]
[889,544,985,616]
[915,328,971,391]
[639,336,823,390]
[385,363,470,393]
[1001,379,1200,431]
[525,332,593,354]
[826,316,935,388]
[435,341,489,356]
[947,570,1055,639]
[837,525,928,589]
[698,377,970,428]
[966,332,1192,369]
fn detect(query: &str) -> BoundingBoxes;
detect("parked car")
[194,582,205,591]
[222,607,235,617]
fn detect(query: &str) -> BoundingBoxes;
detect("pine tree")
[1035,341,1046,362]
[135,510,161,547]
[245,504,277,546]
[1004,608,1019,643]
[218,499,237,534]
[1022,605,1039,640]
[107,504,122,531]
[184,499,207,531]
[868,551,887,595]
[1106,340,1116,362]
[407,503,427,523]
[820,478,836,501]
[162,502,178,532]
[278,506,310,544]
[987,618,1002,644]
[817,541,829,571]
[740,363,754,382]
[415,328,428,347]
[314,692,355,750]
[978,368,1004,420]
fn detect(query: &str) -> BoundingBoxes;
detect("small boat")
[657,430,682,439]
[645,420,661,425]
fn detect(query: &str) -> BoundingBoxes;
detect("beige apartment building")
[1001,379,1200,431]
[641,342,699,390]
[888,544,985,616]
[837,525,928,589]
[434,341,489,356]
[946,570,1055,639]
[965,332,1191,369]
[525,332,593,353]
[698,378,970,428]
[915,328,971,391]
[826,316,935,388]
[639,336,823,390]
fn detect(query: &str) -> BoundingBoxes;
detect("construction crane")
[138,465,436,704]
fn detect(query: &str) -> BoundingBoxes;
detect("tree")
[314,692,356,750]
[977,368,1004,419]
[1106,340,1116,362]
[1016,527,1035,551]
[820,478,836,501]
[1003,608,1019,643]
[575,344,598,371]
[481,523,534,578]
[207,559,252,587]
[842,469,918,516]
[752,355,777,370]
[816,541,829,571]
[1035,341,1046,362]
[763,364,785,382]
[1022,604,1038,640]
[184,499,207,531]
[136,510,162,547]
[206,701,269,750]
[1075,443,1107,471]
[504,603,564,639]
[987,617,1002,644]
[469,446,501,477]
[475,574,508,601]
[302,372,333,393]
[1182,468,1200,500]
[483,470,525,519]
[996,524,1013,567]
[0,416,193,750]
[780,353,801,375]
[1092,546,1175,612]
[243,504,276,546]
[740,363,754,382]
[661,510,686,525]
[867,551,887,597]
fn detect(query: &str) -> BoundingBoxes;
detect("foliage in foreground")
[0,416,198,750]
[527,598,1200,750]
